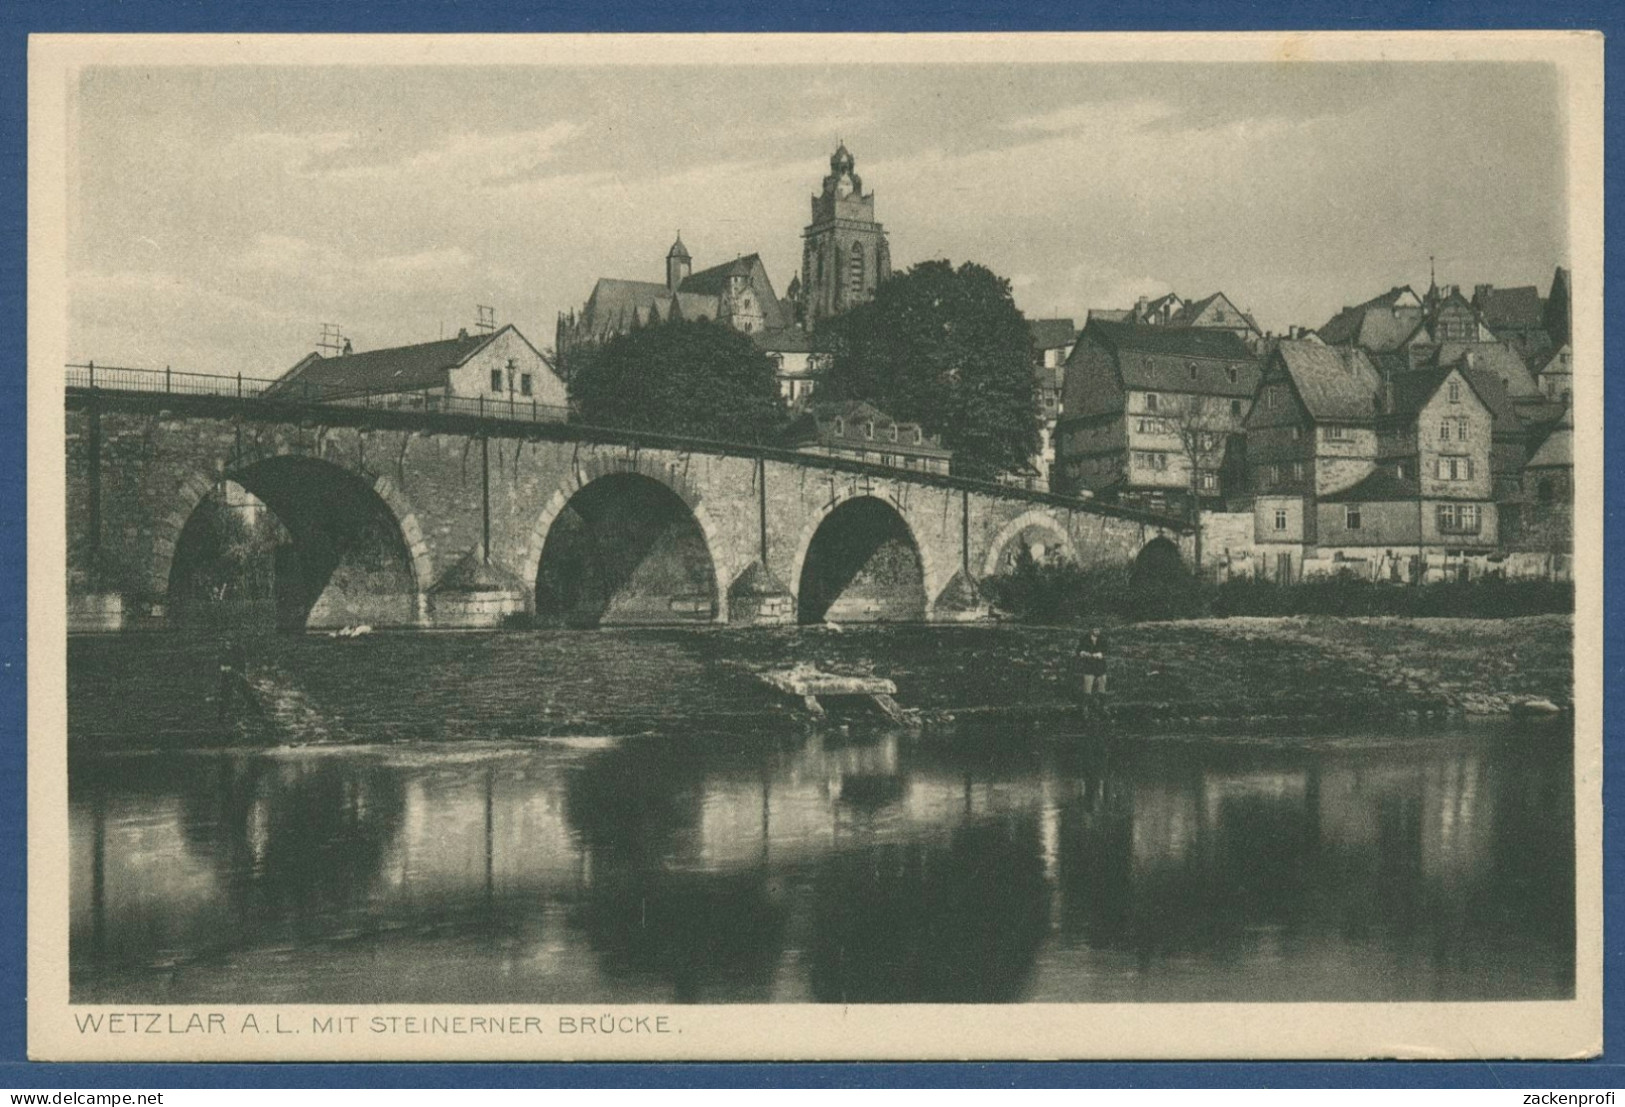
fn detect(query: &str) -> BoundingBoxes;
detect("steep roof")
[1028,318,1077,350]
[1474,285,1544,331]
[1530,343,1571,376]
[1081,320,1261,398]
[1525,407,1572,469]
[1317,287,1422,350]
[272,330,498,397]
[1272,340,1383,421]
[783,399,950,457]
[1318,466,1419,503]
[753,327,816,354]
[1434,341,1540,399]
[1171,291,1261,335]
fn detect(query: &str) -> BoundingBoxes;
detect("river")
[66,629,1575,1005]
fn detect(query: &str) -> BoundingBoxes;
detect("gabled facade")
[1024,318,1077,490]
[1533,344,1573,405]
[1054,321,1261,515]
[1169,291,1265,346]
[1245,340,1497,581]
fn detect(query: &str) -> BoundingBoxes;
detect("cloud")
[227,123,582,188]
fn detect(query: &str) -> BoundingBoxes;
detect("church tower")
[666,233,691,292]
[799,144,890,326]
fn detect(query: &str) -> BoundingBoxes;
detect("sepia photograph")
[27,32,1603,1061]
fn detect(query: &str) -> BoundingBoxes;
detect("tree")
[816,259,1039,480]
[568,319,785,443]
[1159,393,1235,574]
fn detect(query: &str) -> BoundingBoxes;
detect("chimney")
[458,327,469,340]
[1474,283,1494,304]
[341,338,352,356]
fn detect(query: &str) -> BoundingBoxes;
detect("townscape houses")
[1053,320,1262,515]
[1246,341,1498,583]
[1022,318,1077,490]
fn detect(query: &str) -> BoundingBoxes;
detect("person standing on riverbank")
[215,638,261,726]
[1080,627,1109,700]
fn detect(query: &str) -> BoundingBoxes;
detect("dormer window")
[888,424,898,442]
[913,428,923,444]
[832,417,844,436]
[864,421,874,439]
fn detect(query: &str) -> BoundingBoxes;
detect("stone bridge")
[65,387,1192,631]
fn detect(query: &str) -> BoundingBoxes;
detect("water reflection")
[70,729,1574,1005]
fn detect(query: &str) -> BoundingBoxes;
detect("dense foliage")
[985,546,1574,624]
[816,259,1039,479]
[568,320,785,443]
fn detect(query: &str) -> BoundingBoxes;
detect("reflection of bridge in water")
[65,370,1191,632]
[69,734,1574,1005]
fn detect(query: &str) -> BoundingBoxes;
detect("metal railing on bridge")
[65,361,573,425]
[64,361,1198,527]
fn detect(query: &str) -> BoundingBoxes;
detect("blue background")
[0,0,1615,1088]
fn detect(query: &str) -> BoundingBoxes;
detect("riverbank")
[724,614,1573,728]
[66,615,1572,748]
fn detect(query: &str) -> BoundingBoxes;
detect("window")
[1396,463,1407,479]
[1323,425,1348,441]
[1345,505,1362,530]
[1227,366,1239,384]
[1448,381,1461,403]
[864,421,874,439]
[1274,508,1289,531]
[888,424,898,442]
[1267,387,1278,410]
[1457,419,1469,441]
[1439,420,1451,441]
[1436,503,1482,534]
[1291,460,1305,481]
[1291,426,1302,441]
[1266,463,1281,485]
[490,369,503,393]
[1188,363,1198,380]
[1198,472,1218,492]
[520,374,533,397]
[1231,399,1243,417]
[832,417,844,436]
[1538,478,1556,505]
[849,242,866,297]
[913,427,923,444]
[1145,392,1159,412]
[1200,432,1219,450]
[1436,457,1474,481]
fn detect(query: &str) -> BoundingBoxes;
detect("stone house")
[1054,320,1262,516]
[1246,341,1498,582]
[782,400,951,475]
[273,324,568,417]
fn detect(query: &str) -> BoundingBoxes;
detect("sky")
[66,60,1568,376]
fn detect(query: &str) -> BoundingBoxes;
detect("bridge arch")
[1131,535,1188,588]
[980,509,1075,579]
[520,458,727,626]
[790,491,934,624]
[157,452,432,630]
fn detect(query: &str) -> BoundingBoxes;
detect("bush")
[984,552,1573,625]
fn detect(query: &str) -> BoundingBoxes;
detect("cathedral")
[555,144,892,384]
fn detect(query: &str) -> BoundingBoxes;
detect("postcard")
[27,30,1603,1060]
